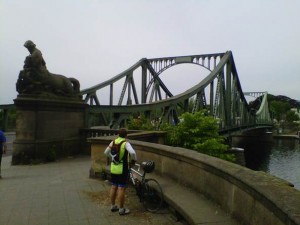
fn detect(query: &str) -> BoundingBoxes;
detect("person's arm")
[104,141,113,157]
[125,142,137,161]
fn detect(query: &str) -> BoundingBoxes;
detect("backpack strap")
[118,140,126,162]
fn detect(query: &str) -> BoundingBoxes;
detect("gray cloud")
[1,0,299,104]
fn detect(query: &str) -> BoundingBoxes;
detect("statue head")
[24,40,36,49]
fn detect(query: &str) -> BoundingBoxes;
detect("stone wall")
[90,136,300,225]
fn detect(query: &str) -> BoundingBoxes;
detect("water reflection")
[242,138,300,190]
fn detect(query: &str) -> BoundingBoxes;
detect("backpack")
[110,140,126,165]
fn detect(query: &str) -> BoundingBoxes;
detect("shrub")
[161,111,235,162]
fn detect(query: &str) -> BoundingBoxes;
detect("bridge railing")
[79,128,140,139]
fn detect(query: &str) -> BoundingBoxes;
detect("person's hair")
[118,128,127,138]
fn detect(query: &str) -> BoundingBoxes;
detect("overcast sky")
[1,0,299,105]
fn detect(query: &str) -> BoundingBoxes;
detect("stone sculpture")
[16,40,80,97]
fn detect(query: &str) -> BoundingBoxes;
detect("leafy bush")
[286,110,300,123]
[127,114,155,130]
[161,111,235,162]
[193,138,233,161]
[127,111,235,162]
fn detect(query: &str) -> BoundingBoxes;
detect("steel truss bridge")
[80,51,272,131]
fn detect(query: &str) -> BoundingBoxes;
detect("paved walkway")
[0,133,240,225]
[0,155,180,225]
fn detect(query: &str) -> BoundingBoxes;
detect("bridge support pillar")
[12,96,88,164]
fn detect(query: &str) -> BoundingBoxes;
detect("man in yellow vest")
[104,128,137,215]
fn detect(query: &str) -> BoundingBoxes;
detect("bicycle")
[128,160,164,212]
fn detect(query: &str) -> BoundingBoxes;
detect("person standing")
[104,128,137,215]
[0,130,7,179]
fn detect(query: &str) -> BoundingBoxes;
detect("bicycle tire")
[142,178,163,212]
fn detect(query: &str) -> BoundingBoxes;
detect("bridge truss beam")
[80,52,272,130]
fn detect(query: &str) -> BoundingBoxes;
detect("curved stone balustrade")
[90,135,300,225]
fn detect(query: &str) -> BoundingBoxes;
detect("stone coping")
[90,136,300,225]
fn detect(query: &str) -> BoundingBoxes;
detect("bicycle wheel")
[142,178,163,212]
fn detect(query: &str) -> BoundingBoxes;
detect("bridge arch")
[148,54,223,75]
[145,54,223,101]
[146,62,211,98]
[146,63,210,101]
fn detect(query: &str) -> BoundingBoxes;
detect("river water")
[241,138,300,190]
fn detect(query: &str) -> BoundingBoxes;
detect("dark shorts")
[111,172,128,187]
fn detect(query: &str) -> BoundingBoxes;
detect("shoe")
[111,205,119,212]
[119,208,130,215]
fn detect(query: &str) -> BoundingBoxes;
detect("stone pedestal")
[13,95,88,164]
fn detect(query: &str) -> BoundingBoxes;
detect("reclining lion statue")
[16,40,81,98]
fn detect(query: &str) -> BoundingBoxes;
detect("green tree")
[286,110,300,123]
[127,114,154,130]
[270,101,291,120]
[161,111,234,162]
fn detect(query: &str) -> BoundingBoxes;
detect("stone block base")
[12,138,85,164]
[13,96,87,164]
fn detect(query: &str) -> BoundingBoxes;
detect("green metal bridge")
[80,51,272,131]
[0,51,272,132]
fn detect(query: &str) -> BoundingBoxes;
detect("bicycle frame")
[129,163,145,186]
[128,162,164,212]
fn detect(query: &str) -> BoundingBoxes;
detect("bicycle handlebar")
[134,162,141,171]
